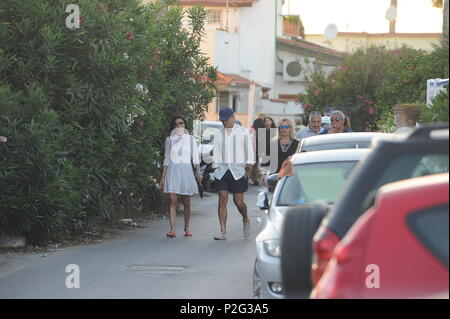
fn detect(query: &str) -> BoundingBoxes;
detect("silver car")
[253,148,370,299]
[297,132,392,153]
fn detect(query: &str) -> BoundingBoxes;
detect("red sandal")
[184,231,192,237]
[166,232,176,238]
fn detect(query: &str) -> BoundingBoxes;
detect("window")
[277,161,359,206]
[207,10,222,24]
[232,95,237,112]
[407,204,449,268]
[217,91,230,113]
[374,153,449,189]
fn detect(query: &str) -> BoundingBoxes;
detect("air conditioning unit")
[283,57,316,82]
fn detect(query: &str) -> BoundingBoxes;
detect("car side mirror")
[256,191,270,210]
[267,173,278,193]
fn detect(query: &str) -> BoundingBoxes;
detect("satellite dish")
[324,24,338,41]
[385,7,397,22]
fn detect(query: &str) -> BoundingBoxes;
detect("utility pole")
[226,0,229,32]
[389,0,397,33]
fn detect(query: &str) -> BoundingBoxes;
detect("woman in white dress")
[159,116,202,238]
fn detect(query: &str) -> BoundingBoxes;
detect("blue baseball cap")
[219,107,234,121]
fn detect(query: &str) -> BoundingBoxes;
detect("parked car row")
[254,125,449,299]
[254,149,369,298]
[311,173,449,299]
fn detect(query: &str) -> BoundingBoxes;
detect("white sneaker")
[214,232,227,240]
[243,220,250,239]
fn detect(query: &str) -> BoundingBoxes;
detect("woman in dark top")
[261,118,299,174]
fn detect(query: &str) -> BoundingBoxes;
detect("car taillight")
[312,211,375,299]
[311,228,340,286]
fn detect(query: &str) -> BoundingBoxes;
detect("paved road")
[0,186,265,299]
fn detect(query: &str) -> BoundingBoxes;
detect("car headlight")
[263,239,281,257]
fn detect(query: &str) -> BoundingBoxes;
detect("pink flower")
[303,103,309,109]
[356,95,363,99]
[367,100,374,105]
[368,107,376,115]
[0,136,7,143]
[313,89,320,96]
[127,31,134,40]
[392,49,403,56]
[138,120,144,126]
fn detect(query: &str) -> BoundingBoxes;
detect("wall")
[273,49,337,99]
[215,30,241,74]
[305,33,441,52]
[259,99,303,123]
[238,0,280,90]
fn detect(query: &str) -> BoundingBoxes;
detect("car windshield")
[277,161,359,206]
[302,141,371,152]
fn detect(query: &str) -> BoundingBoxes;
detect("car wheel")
[253,260,262,299]
[281,201,328,298]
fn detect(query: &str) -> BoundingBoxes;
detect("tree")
[299,46,397,131]
[0,0,216,244]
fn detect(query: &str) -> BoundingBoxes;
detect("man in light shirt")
[212,107,255,240]
[295,111,324,140]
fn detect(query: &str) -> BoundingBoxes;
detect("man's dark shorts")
[215,170,247,193]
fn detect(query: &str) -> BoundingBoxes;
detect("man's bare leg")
[233,193,250,238]
[233,193,249,221]
[218,190,229,233]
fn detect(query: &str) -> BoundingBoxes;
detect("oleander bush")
[300,35,449,131]
[300,46,397,131]
[0,0,216,244]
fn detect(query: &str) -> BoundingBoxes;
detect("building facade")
[305,32,441,53]
[181,0,342,127]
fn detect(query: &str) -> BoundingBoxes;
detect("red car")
[312,173,449,299]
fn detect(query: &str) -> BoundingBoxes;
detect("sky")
[282,0,443,34]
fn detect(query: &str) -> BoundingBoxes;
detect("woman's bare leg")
[182,195,191,232]
[168,193,178,233]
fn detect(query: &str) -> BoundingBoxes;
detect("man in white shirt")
[212,107,255,240]
[295,111,324,140]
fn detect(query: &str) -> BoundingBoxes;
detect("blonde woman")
[261,118,299,174]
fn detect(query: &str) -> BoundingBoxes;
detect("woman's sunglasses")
[330,118,343,122]
[175,121,185,126]
[279,125,291,129]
